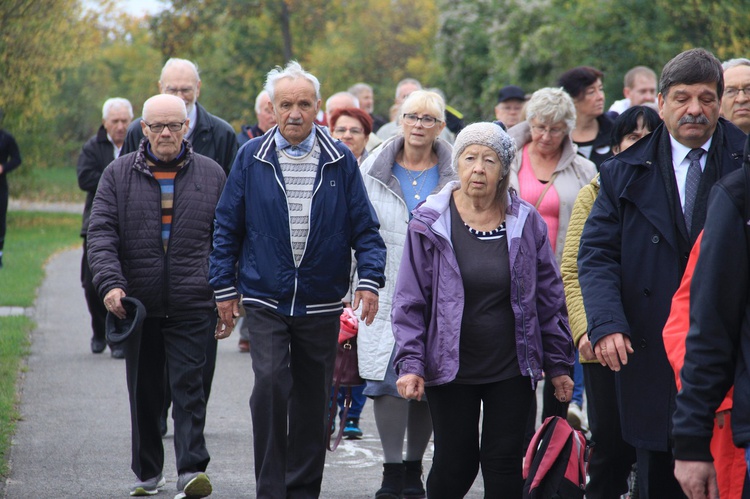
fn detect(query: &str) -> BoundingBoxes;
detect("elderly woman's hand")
[551,374,574,403]
[396,374,425,401]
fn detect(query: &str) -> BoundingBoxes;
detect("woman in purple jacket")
[392,122,575,498]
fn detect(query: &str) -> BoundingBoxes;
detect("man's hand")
[578,335,596,361]
[551,374,574,403]
[104,288,127,319]
[396,374,425,401]
[215,299,240,340]
[353,290,379,326]
[674,460,719,499]
[594,332,634,371]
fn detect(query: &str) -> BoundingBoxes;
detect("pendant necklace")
[403,166,429,200]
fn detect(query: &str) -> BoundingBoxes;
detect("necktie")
[684,148,703,232]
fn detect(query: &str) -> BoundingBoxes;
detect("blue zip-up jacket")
[210,124,386,317]
[391,181,574,389]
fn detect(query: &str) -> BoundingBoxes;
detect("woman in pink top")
[507,87,596,431]
[508,87,596,265]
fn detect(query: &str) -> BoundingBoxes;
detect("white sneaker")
[567,403,585,432]
[130,473,166,496]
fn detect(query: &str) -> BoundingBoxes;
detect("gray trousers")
[245,304,339,499]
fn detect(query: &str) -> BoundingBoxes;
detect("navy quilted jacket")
[87,140,226,317]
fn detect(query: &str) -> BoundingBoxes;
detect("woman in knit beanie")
[392,122,574,498]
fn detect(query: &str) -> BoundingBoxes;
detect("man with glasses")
[122,58,237,176]
[721,58,750,134]
[122,58,237,432]
[87,94,225,498]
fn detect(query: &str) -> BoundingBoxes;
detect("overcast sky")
[84,0,169,18]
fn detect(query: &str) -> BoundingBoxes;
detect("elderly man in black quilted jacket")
[87,94,225,499]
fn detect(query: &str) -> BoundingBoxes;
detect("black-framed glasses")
[143,121,186,133]
[725,86,750,98]
[402,113,441,128]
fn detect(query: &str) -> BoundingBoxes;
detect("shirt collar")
[274,127,316,156]
[186,104,198,138]
[669,134,712,166]
[106,133,122,159]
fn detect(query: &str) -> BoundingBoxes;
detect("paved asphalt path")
[2,247,489,498]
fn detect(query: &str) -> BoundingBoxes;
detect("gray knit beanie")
[451,122,517,176]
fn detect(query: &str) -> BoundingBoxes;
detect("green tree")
[0,0,98,169]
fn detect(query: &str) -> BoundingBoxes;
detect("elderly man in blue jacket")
[578,48,746,498]
[209,61,386,499]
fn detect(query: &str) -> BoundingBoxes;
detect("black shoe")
[91,338,106,354]
[110,346,125,359]
[376,462,405,499]
[403,460,426,499]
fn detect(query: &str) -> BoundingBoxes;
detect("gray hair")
[264,61,321,102]
[623,66,656,88]
[452,122,516,177]
[160,58,200,83]
[395,78,422,100]
[660,48,724,98]
[325,92,360,112]
[400,90,446,123]
[525,87,577,133]
[102,97,133,120]
[722,58,750,72]
[348,82,373,97]
[254,90,270,114]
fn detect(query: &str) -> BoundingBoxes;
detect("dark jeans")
[583,362,636,498]
[125,312,211,480]
[245,304,339,499]
[81,238,107,342]
[425,376,534,499]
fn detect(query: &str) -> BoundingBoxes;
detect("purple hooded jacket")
[391,181,574,389]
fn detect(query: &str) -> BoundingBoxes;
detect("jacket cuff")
[214,286,239,302]
[673,435,714,461]
[356,278,380,296]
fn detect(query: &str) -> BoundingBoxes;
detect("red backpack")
[523,416,590,498]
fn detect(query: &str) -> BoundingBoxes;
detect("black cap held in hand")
[105,296,146,347]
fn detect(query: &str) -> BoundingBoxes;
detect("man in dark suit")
[578,48,747,498]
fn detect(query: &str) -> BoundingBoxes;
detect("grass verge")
[0,212,81,306]
[0,317,32,477]
[11,166,85,204]
[0,211,81,478]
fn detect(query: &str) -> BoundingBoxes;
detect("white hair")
[395,78,422,100]
[525,87,577,134]
[722,58,750,72]
[160,58,200,83]
[325,92,360,112]
[102,97,133,120]
[264,61,321,102]
[348,82,373,97]
[254,90,270,114]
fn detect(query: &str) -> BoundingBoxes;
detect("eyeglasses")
[530,124,566,137]
[143,121,186,133]
[402,113,441,128]
[724,86,750,98]
[163,86,195,96]
[333,126,364,136]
